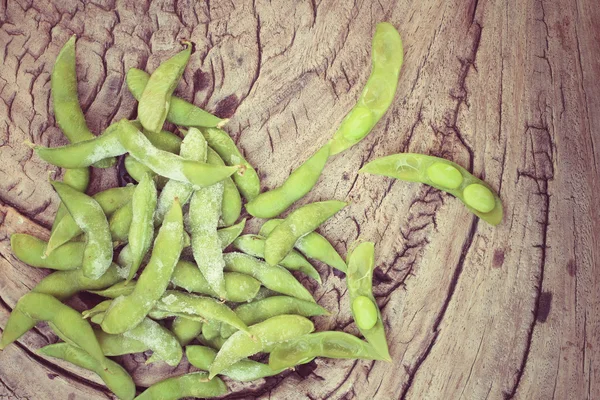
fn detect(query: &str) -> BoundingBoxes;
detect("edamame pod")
[51,36,115,168]
[201,321,222,341]
[127,68,224,128]
[88,281,135,299]
[138,41,191,133]
[232,234,321,283]
[246,143,330,218]
[186,345,285,382]
[268,331,387,370]
[217,218,246,248]
[330,23,404,155]
[94,327,150,355]
[223,253,315,303]
[10,234,84,270]
[101,200,183,334]
[220,295,329,339]
[127,173,157,280]
[171,317,203,346]
[264,200,346,266]
[39,343,135,400]
[122,317,183,366]
[359,153,503,225]
[51,181,112,279]
[208,315,315,379]
[207,147,242,226]
[260,219,347,273]
[135,372,227,400]
[51,168,90,234]
[109,201,133,243]
[346,242,390,360]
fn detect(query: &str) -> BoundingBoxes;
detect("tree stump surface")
[0,0,598,399]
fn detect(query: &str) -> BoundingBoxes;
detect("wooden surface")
[1,0,598,399]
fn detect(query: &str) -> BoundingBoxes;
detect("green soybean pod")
[246,143,330,218]
[201,321,222,341]
[330,23,403,155]
[51,35,115,168]
[51,168,91,234]
[101,200,183,334]
[126,67,225,128]
[143,129,182,154]
[124,156,169,189]
[127,173,157,281]
[217,218,246,248]
[259,219,347,273]
[135,372,228,400]
[346,241,390,361]
[200,127,260,201]
[264,200,347,266]
[39,343,135,400]
[138,42,191,133]
[232,234,321,283]
[10,234,84,270]
[171,317,203,346]
[109,202,133,243]
[94,327,150,356]
[51,181,112,279]
[220,296,329,339]
[88,281,135,299]
[359,153,503,225]
[198,333,227,350]
[47,185,136,255]
[186,345,285,382]
[208,315,315,379]
[268,331,387,370]
[207,147,242,227]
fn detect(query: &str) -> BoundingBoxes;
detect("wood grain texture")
[1,0,598,399]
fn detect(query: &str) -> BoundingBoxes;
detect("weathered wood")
[0,0,598,399]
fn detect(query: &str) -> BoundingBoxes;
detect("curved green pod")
[135,372,227,400]
[10,234,84,270]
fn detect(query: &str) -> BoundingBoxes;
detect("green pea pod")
[127,68,224,128]
[109,201,133,243]
[268,331,387,370]
[207,147,242,227]
[154,291,250,335]
[119,120,239,188]
[260,219,347,273]
[232,234,321,283]
[51,181,112,279]
[171,317,203,346]
[264,200,346,266]
[220,295,329,339]
[135,372,227,400]
[330,23,403,155]
[217,218,246,248]
[200,127,260,201]
[51,36,115,168]
[39,343,135,400]
[101,200,183,334]
[186,345,285,382]
[51,167,91,234]
[223,253,315,303]
[246,143,330,218]
[10,234,84,270]
[359,153,503,225]
[346,242,390,361]
[208,315,315,379]
[171,260,260,303]
[127,173,157,281]
[47,185,136,255]
[138,42,191,133]
[0,264,122,350]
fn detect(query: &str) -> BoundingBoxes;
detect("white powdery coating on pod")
[123,318,179,364]
[81,133,125,165]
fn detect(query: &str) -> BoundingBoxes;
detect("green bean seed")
[346,242,390,360]
[10,234,83,270]
[223,253,315,303]
[359,153,503,225]
[200,127,260,201]
[264,200,346,266]
[101,200,183,334]
[138,42,191,133]
[330,23,403,155]
[171,260,260,303]
[171,317,203,346]
[135,372,227,400]
[47,185,135,255]
[220,295,328,339]
[246,143,330,218]
[51,181,112,279]
[208,315,315,379]
[233,234,321,283]
[207,147,242,226]
[51,35,115,168]
[39,343,135,400]
[109,202,133,243]
[127,173,157,281]
[217,218,246,248]
[127,67,224,128]
[186,345,285,382]
[260,219,347,273]
[268,331,387,370]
